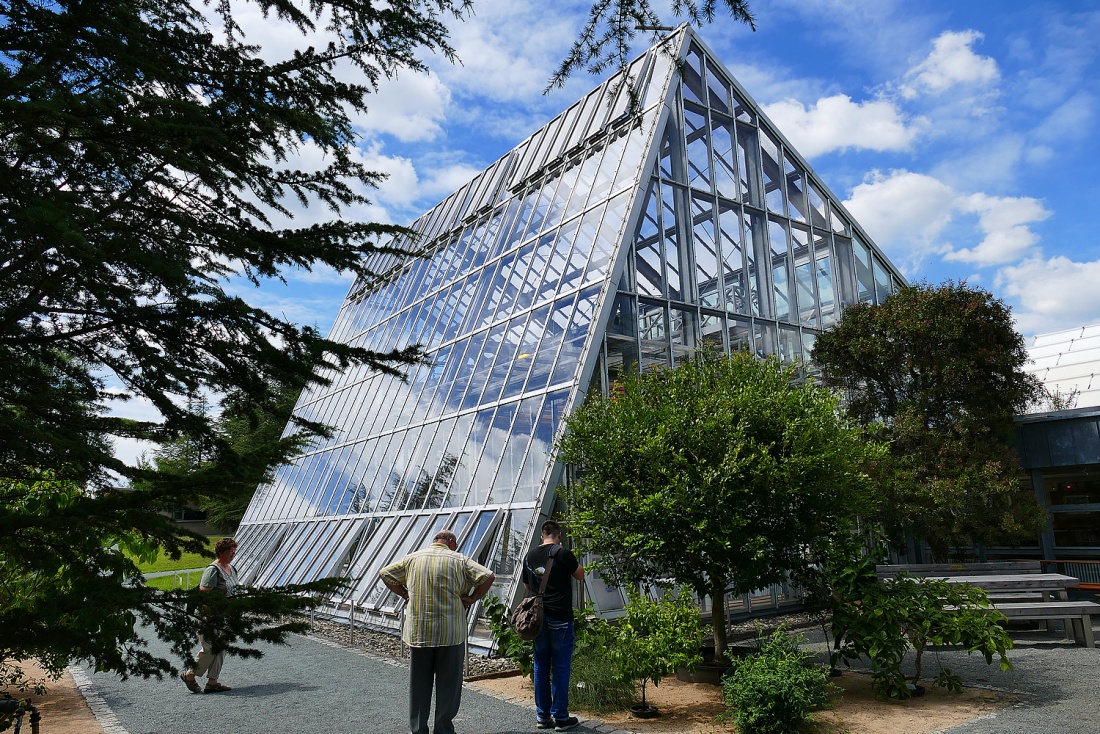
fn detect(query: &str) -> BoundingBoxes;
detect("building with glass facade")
[233,26,907,648]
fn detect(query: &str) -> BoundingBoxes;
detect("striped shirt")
[380,542,493,648]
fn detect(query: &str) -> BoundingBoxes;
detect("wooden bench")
[996,602,1098,648]
[875,561,1042,580]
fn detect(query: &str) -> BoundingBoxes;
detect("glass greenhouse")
[233,26,907,649]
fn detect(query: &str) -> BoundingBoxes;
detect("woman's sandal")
[180,672,201,694]
[204,681,233,693]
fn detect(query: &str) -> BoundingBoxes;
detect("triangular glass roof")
[235,26,907,647]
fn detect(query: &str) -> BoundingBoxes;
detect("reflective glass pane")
[550,284,600,386]
[760,129,785,215]
[768,217,792,322]
[682,44,707,105]
[743,210,766,318]
[684,104,712,193]
[712,117,737,200]
[778,325,801,365]
[634,180,664,297]
[662,182,683,300]
[718,201,747,315]
[700,310,724,349]
[692,192,720,309]
[736,123,761,207]
[728,316,752,353]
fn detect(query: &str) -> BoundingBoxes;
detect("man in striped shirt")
[381,529,496,734]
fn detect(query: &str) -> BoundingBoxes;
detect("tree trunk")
[711,581,728,664]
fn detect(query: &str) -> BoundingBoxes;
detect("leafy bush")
[834,574,1014,699]
[570,610,635,712]
[482,595,533,677]
[723,626,833,734]
[613,587,703,707]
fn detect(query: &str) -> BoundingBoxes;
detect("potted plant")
[614,587,702,717]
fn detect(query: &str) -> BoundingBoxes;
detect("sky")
[110,0,1100,466]
[249,0,1100,343]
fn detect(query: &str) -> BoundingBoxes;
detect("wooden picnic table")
[934,573,1081,598]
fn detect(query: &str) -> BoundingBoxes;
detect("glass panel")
[808,181,828,229]
[778,325,801,365]
[670,306,697,366]
[461,324,505,411]
[853,236,875,303]
[760,129,785,215]
[502,303,552,401]
[815,238,837,328]
[768,217,792,323]
[873,256,892,305]
[525,294,573,394]
[753,320,776,358]
[488,395,542,504]
[684,103,712,193]
[736,123,761,207]
[705,58,731,115]
[459,510,499,555]
[481,316,527,405]
[795,254,818,328]
[743,210,767,318]
[550,284,600,386]
[1052,512,1100,547]
[658,115,681,182]
[711,116,737,201]
[728,316,752,353]
[537,217,578,302]
[634,179,664,297]
[607,334,641,388]
[682,44,707,106]
[832,235,857,308]
[700,310,724,349]
[718,200,747,316]
[662,181,683,300]
[582,190,629,285]
[692,192,720,309]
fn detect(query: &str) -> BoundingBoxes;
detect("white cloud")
[996,256,1100,335]
[763,94,922,157]
[843,170,955,268]
[844,170,1049,271]
[902,30,999,98]
[945,194,1051,266]
[364,71,452,143]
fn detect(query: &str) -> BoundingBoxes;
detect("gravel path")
[79,622,623,734]
[76,613,1100,734]
[800,625,1100,734]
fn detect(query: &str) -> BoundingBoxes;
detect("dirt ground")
[468,669,1014,734]
[1,660,105,734]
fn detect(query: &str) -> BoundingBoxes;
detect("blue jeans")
[532,618,575,722]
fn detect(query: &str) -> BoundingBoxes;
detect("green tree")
[0,0,757,686]
[557,350,882,662]
[811,282,1045,561]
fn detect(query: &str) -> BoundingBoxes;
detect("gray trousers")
[408,644,464,734]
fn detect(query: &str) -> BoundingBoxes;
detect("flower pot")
[629,704,660,718]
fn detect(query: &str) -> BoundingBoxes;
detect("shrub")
[723,626,833,734]
[613,587,703,707]
[833,574,1013,699]
[483,595,533,677]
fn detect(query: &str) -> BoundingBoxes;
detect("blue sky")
[245,0,1100,344]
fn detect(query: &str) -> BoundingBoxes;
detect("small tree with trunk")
[557,350,881,662]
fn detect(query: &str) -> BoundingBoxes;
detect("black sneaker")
[536,721,554,730]
[554,717,580,731]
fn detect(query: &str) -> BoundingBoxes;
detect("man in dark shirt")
[521,520,584,731]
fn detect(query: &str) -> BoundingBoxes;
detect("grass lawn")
[144,573,204,591]
[129,536,217,575]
